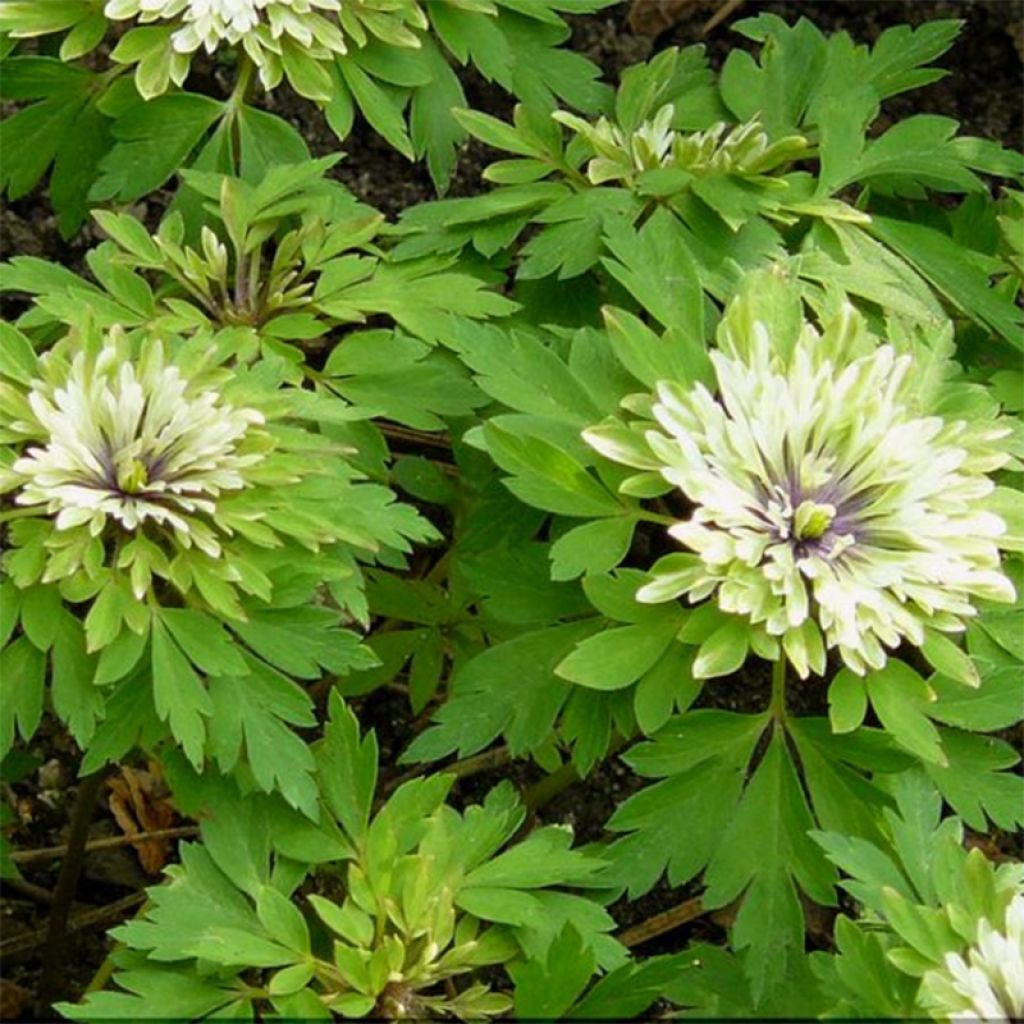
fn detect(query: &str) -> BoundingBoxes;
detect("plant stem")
[522,734,629,812]
[245,244,262,316]
[3,892,145,960]
[37,767,109,1010]
[229,53,256,111]
[227,54,256,175]
[2,875,55,905]
[85,939,123,995]
[618,896,704,947]
[0,507,44,524]
[521,758,580,811]
[770,656,787,723]
[379,745,510,799]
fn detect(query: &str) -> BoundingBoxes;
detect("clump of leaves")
[587,778,1024,1021]
[398,17,1023,353]
[0,318,436,811]
[403,266,1023,1001]
[812,770,1024,1020]
[59,694,621,1021]
[0,0,615,233]
[1,156,515,331]
[1,11,1022,1022]
[1,160,513,432]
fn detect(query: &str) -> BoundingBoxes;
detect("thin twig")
[11,825,199,866]
[701,0,744,36]
[379,746,511,799]
[379,422,453,453]
[1,892,146,960]
[618,897,705,948]
[38,768,109,1008]
[1,876,55,905]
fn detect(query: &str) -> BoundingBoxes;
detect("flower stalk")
[770,656,787,723]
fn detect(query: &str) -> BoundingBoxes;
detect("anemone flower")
[9,332,265,557]
[584,305,1015,677]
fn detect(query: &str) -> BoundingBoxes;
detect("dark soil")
[1,2,1022,1019]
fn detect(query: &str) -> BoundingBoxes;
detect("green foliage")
[2,160,515,346]
[511,924,686,1020]
[0,9,1021,1022]
[810,770,1024,1018]
[599,708,865,1002]
[0,0,616,229]
[0,57,111,235]
[663,943,829,1019]
[59,694,619,1021]
[0,162,513,448]
[399,20,1022,347]
[0,318,434,810]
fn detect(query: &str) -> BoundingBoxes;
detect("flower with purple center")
[584,298,1015,677]
[1,322,439,649]
[4,326,268,561]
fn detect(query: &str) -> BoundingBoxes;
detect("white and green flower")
[104,0,345,53]
[1,323,435,634]
[585,296,1015,677]
[10,329,265,555]
[919,891,1024,1022]
[669,117,808,177]
[103,0,347,94]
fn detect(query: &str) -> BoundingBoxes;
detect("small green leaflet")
[602,711,766,897]
[549,516,637,581]
[0,57,110,235]
[702,732,837,1003]
[51,612,103,750]
[510,925,596,1020]
[160,608,248,677]
[0,637,45,756]
[864,661,946,766]
[556,610,684,691]
[869,215,1024,349]
[150,617,213,770]
[57,964,243,1022]
[91,93,225,202]
[925,728,1023,831]
[316,692,378,842]
[402,621,601,763]
[206,667,318,818]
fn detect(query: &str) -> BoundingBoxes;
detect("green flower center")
[793,500,836,541]
[116,457,150,494]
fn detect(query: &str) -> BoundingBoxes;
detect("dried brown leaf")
[106,764,176,875]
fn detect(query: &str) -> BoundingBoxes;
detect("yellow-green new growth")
[554,104,809,187]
